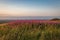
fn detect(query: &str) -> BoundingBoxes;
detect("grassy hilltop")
[0,20,60,40]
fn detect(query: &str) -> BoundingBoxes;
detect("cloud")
[0,1,60,17]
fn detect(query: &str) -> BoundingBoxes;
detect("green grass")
[0,22,60,40]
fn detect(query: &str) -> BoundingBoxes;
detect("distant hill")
[0,20,15,24]
[50,18,60,21]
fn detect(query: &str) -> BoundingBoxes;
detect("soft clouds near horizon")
[0,0,60,17]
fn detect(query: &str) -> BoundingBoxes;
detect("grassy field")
[0,20,60,40]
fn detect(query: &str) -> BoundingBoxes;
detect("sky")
[0,0,60,17]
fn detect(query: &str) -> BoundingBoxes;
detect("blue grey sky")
[0,0,60,17]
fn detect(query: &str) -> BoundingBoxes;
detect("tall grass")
[0,22,60,40]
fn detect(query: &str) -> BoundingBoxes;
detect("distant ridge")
[50,18,60,21]
[0,16,60,20]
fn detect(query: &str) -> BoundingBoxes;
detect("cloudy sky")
[0,0,60,17]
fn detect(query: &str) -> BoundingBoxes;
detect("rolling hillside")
[0,20,60,40]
